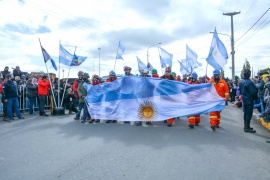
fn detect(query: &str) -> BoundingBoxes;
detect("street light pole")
[147,42,162,65]
[98,47,101,76]
[223,11,240,81]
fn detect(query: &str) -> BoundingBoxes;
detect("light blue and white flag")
[206,29,228,70]
[71,54,87,66]
[116,41,125,60]
[59,44,73,66]
[181,59,192,74]
[84,76,225,121]
[178,60,189,75]
[186,44,202,71]
[136,56,148,71]
[147,62,154,71]
[159,47,173,68]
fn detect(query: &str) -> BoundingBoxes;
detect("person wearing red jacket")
[160,67,176,127]
[106,71,117,83]
[208,70,229,131]
[187,72,201,128]
[152,69,159,78]
[73,71,84,120]
[38,74,50,116]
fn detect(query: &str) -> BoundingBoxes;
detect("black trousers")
[243,104,253,124]
[66,102,78,113]
[38,95,47,114]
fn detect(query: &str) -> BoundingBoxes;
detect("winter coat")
[160,74,175,80]
[13,69,22,78]
[239,77,258,105]
[77,80,88,103]
[209,78,229,99]
[38,78,50,96]
[255,78,265,98]
[1,70,10,79]
[26,83,38,98]
[2,80,20,99]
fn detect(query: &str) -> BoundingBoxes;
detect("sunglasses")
[165,71,171,73]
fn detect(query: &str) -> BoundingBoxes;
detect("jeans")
[254,97,265,114]
[28,97,37,114]
[81,103,90,120]
[75,102,84,118]
[38,95,47,114]
[7,97,22,119]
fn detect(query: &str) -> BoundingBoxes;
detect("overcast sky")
[0,0,269,79]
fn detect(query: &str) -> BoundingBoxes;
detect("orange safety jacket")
[209,78,229,99]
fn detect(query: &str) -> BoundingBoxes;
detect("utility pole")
[98,47,101,76]
[223,11,240,81]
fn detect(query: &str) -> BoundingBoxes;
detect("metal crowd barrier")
[17,85,51,112]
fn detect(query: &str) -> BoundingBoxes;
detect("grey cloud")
[4,23,51,34]
[59,17,99,30]
[122,0,171,18]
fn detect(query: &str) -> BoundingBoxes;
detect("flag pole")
[157,46,164,75]
[205,63,208,83]
[113,41,120,71]
[38,38,57,108]
[58,40,61,107]
[60,46,77,107]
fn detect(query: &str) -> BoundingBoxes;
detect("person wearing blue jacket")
[239,69,257,133]
[2,74,24,120]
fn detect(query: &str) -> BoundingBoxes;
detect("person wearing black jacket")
[1,66,10,79]
[13,66,22,79]
[64,88,77,114]
[26,78,38,115]
[2,74,24,120]
[239,69,257,133]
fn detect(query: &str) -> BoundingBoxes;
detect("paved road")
[0,104,270,180]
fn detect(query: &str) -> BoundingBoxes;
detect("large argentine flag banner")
[84,76,225,121]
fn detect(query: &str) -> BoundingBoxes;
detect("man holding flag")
[206,29,229,131]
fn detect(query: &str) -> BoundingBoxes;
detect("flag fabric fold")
[147,63,154,71]
[84,76,225,121]
[71,54,87,66]
[116,41,125,60]
[159,47,173,68]
[59,44,73,66]
[136,56,148,71]
[206,29,228,70]
[178,60,189,75]
[186,44,202,71]
[41,46,57,71]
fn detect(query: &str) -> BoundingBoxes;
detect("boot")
[211,125,216,131]
[189,124,194,128]
[244,122,256,133]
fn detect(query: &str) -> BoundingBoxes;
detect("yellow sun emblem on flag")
[138,101,158,121]
[213,50,218,56]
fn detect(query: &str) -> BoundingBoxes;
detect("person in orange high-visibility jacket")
[187,72,201,128]
[208,70,229,131]
[160,67,175,127]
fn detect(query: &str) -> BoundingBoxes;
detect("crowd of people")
[0,65,269,134]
